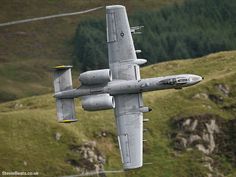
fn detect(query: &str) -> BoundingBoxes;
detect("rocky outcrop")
[192,92,225,105]
[192,83,231,105]
[66,141,106,176]
[172,114,220,154]
[192,93,209,100]
[172,114,236,177]
[215,83,230,96]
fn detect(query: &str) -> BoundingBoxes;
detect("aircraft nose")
[191,75,203,84]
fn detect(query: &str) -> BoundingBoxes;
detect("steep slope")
[0,0,180,102]
[0,51,235,177]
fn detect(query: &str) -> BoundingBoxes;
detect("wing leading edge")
[106,5,144,169]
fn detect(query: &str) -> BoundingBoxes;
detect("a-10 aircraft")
[53,5,203,170]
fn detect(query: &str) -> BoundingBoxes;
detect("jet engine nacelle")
[81,94,115,111]
[79,69,112,85]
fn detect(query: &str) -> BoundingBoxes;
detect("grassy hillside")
[0,51,235,177]
[0,0,181,102]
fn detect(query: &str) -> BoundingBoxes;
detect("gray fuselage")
[54,74,203,99]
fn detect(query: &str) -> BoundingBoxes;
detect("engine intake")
[81,94,115,111]
[79,69,112,85]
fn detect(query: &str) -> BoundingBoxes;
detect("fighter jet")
[53,5,203,170]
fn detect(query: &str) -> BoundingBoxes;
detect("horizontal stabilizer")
[56,98,77,123]
[53,65,77,123]
[53,65,73,93]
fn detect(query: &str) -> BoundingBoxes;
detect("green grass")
[0,51,235,177]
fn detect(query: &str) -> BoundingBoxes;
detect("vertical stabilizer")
[53,66,77,123]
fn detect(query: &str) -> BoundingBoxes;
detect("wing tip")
[58,119,78,123]
[52,65,72,70]
[106,5,125,10]
[123,163,143,170]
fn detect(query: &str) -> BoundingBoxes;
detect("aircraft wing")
[106,5,141,80]
[113,94,144,169]
[106,5,144,169]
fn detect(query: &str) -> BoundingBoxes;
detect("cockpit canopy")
[159,78,176,85]
[159,77,189,86]
[176,77,188,84]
